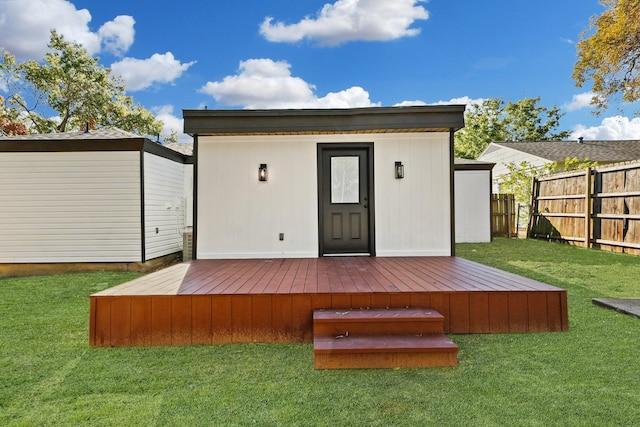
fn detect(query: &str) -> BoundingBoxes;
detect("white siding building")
[184,106,465,259]
[0,128,192,271]
[454,159,494,243]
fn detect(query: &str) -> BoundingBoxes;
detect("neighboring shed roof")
[454,158,495,171]
[183,105,466,136]
[482,140,640,163]
[0,128,192,163]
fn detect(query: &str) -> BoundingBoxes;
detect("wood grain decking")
[89,257,569,347]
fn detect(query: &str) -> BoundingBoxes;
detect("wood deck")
[89,257,568,347]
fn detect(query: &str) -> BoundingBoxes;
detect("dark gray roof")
[183,105,466,136]
[454,158,494,170]
[0,128,140,140]
[487,140,640,162]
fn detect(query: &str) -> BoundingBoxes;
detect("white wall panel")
[144,153,185,260]
[197,133,452,258]
[197,135,319,258]
[0,152,142,262]
[455,170,492,243]
[373,133,452,256]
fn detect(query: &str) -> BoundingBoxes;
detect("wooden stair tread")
[313,307,444,323]
[313,334,458,354]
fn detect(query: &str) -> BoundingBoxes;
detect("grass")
[1,239,639,426]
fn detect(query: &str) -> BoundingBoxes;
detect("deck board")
[90,256,569,347]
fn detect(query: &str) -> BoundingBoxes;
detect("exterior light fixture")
[259,163,268,181]
[395,161,404,179]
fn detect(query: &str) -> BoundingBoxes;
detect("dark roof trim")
[183,106,466,136]
[454,158,495,171]
[0,138,192,164]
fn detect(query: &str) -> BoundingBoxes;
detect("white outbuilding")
[0,128,192,275]
[454,158,495,243]
[183,106,466,259]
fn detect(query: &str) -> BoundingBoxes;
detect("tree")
[573,0,640,113]
[0,95,27,135]
[500,157,598,206]
[0,31,163,136]
[454,97,570,160]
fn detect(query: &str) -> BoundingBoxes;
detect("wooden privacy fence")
[492,194,516,237]
[528,160,640,255]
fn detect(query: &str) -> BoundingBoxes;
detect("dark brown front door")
[318,144,374,255]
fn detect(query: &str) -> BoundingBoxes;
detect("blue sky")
[1,0,639,143]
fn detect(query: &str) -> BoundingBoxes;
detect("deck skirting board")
[90,290,568,347]
[89,257,568,347]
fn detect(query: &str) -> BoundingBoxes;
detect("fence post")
[527,177,538,238]
[584,167,592,248]
[516,203,521,238]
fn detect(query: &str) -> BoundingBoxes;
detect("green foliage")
[454,97,570,159]
[2,242,640,426]
[573,0,640,113]
[163,130,180,144]
[500,157,598,205]
[0,31,162,136]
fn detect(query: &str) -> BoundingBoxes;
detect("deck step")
[313,307,445,336]
[313,334,458,369]
[312,307,458,369]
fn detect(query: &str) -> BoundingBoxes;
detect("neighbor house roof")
[183,105,466,136]
[481,140,640,163]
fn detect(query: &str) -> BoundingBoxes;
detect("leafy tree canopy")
[454,97,570,160]
[573,0,640,113]
[0,31,162,136]
[500,157,598,205]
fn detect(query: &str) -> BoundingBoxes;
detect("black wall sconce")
[258,163,268,181]
[395,161,404,179]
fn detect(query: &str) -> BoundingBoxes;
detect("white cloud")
[0,0,134,59]
[429,96,485,109]
[153,104,191,143]
[111,52,196,91]
[394,100,427,106]
[200,58,380,109]
[396,96,484,109]
[565,92,595,112]
[571,116,640,140]
[98,15,135,56]
[260,0,429,46]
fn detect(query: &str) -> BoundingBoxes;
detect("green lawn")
[1,239,639,426]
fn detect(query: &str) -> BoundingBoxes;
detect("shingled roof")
[483,140,640,162]
[0,128,141,141]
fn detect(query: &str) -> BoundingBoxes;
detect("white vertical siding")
[197,132,452,259]
[143,153,185,260]
[374,133,452,256]
[197,135,318,259]
[184,164,194,227]
[0,151,142,262]
[455,170,492,243]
